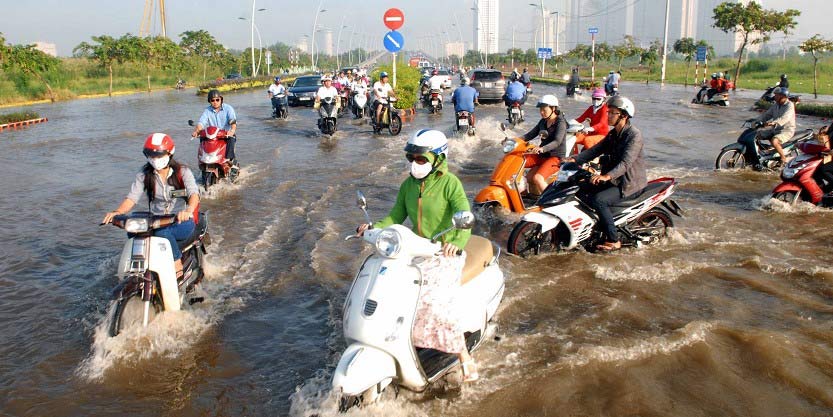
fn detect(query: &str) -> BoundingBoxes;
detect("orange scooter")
[475,121,582,213]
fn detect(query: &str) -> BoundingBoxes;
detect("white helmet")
[461,77,470,85]
[321,75,332,82]
[536,94,559,108]
[607,96,635,118]
[404,129,448,158]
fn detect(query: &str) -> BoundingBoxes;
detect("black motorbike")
[715,119,814,171]
[317,96,338,136]
[760,85,801,104]
[370,98,402,136]
[271,96,288,119]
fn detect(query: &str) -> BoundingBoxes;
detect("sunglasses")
[210,98,222,102]
[406,154,430,164]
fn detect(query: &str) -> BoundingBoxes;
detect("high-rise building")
[446,41,466,58]
[323,29,334,56]
[474,0,500,54]
[297,36,309,54]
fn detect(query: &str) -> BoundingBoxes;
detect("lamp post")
[551,11,559,69]
[311,0,326,71]
[348,25,356,65]
[529,2,546,76]
[244,3,267,77]
[336,14,347,70]
[451,16,465,68]
[239,15,264,76]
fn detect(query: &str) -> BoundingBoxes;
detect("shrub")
[742,59,770,73]
[0,111,41,124]
[371,64,420,110]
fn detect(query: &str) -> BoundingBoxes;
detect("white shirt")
[373,81,393,101]
[317,86,339,100]
[268,83,286,97]
[428,75,444,90]
[353,83,368,95]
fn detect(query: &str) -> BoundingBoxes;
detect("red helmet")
[143,133,175,157]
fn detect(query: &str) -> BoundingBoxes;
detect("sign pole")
[392,52,397,88]
[591,33,596,85]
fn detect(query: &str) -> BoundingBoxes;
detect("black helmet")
[207,89,222,103]
[780,74,787,79]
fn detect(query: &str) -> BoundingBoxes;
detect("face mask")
[148,155,170,171]
[593,98,603,108]
[410,160,433,179]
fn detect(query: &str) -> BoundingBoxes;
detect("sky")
[2,0,830,57]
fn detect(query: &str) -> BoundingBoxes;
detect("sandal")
[461,360,479,382]
[596,241,622,252]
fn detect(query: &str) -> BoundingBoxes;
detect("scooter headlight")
[375,229,402,258]
[124,218,149,233]
[502,138,518,153]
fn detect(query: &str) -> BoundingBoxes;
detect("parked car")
[224,73,243,80]
[437,69,452,89]
[288,75,322,107]
[468,69,506,102]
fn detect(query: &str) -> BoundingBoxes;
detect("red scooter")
[188,120,238,191]
[771,141,833,206]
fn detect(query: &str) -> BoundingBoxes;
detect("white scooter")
[104,212,209,336]
[352,87,368,119]
[333,192,505,411]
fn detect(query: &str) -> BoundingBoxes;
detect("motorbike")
[525,82,533,95]
[428,89,443,114]
[455,110,475,136]
[333,192,504,411]
[103,211,209,337]
[370,97,402,136]
[715,120,814,171]
[771,141,833,206]
[760,85,801,104]
[175,79,185,90]
[506,162,684,257]
[188,120,239,191]
[351,88,369,119]
[317,96,339,136]
[506,101,524,127]
[474,122,582,214]
[271,95,289,120]
[338,85,351,117]
[692,86,729,106]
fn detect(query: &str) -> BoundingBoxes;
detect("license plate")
[484,82,493,88]
[432,100,438,105]
[512,108,520,114]
[299,97,310,101]
[458,119,469,126]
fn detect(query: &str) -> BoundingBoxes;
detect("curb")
[0,117,48,132]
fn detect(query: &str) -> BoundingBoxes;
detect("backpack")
[143,163,200,223]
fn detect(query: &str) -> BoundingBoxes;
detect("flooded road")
[2,80,833,417]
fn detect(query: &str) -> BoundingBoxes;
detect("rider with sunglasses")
[355,129,479,381]
[192,89,238,167]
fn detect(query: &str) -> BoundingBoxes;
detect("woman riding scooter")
[102,133,200,279]
[356,129,479,382]
[520,94,568,195]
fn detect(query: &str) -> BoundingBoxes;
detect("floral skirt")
[411,254,467,354]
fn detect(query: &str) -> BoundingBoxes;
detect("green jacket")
[374,158,471,249]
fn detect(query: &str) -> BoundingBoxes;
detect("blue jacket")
[506,81,526,102]
[452,86,478,113]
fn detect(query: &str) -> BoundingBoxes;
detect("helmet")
[321,75,332,82]
[404,129,448,158]
[607,96,635,118]
[711,73,717,79]
[591,88,606,99]
[773,87,790,96]
[781,73,787,79]
[207,89,222,103]
[609,70,614,74]
[718,72,724,78]
[432,69,438,75]
[143,133,175,158]
[536,94,559,108]
[274,76,281,82]
[380,71,389,78]
[461,77,470,86]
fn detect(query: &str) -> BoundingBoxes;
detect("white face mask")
[410,161,433,179]
[148,155,170,171]
[593,98,604,108]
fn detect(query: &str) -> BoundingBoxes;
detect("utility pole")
[660,0,670,84]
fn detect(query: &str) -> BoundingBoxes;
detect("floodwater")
[2,79,833,417]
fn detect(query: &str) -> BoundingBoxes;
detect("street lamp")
[529,2,546,76]
[551,11,559,69]
[244,3,267,77]
[470,6,486,67]
[452,12,465,68]
[336,15,347,70]
[239,16,264,76]
[311,0,327,71]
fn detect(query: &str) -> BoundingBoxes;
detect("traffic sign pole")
[591,33,596,84]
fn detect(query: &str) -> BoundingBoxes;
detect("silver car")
[468,69,506,102]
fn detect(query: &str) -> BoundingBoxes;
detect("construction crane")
[140,0,167,37]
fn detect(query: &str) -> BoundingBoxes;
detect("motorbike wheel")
[203,171,216,191]
[280,108,288,120]
[630,208,674,246]
[773,191,800,204]
[507,221,556,257]
[388,113,402,136]
[109,295,160,337]
[715,149,746,170]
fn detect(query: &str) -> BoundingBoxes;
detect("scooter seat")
[177,212,208,250]
[461,236,494,285]
[786,129,815,144]
[611,182,670,209]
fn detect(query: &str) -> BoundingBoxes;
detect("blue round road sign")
[383,30,404,53]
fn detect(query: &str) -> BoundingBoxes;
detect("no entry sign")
[383,8,404,30]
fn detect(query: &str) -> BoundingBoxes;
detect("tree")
[179,30,225,81]
[141,36,183,92]
[799,34,833,99]
[712,1,800,88]
[73,35,138,97]
[639,41,662,83]
[613,35,639,71]
[3,44,60,102]
[673,37,697,86]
